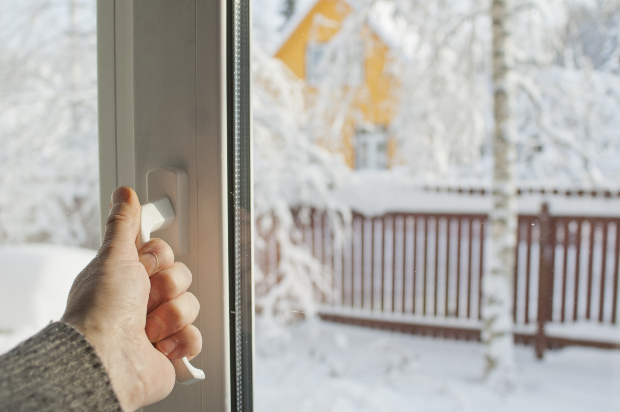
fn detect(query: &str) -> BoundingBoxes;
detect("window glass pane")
[0,0,99,353]
[252,0,620,410]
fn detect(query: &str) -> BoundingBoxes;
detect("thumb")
[101,186,141,260]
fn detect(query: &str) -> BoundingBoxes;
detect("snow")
[319,305,620,344]
[0,244,95,355]
[255,319,620,412]
[0,0,100,249]
[0,222,617,412]
[334,170,620,217]
[270,0,321,55]
[545,321,620,344]
[252,40,352,322]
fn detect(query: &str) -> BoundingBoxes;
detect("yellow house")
[274,0,399,169]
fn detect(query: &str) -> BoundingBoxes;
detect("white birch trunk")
[482,0,517,390]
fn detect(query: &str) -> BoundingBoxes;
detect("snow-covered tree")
[0,0,100,249]
[386,0,492,180]
[285,0,620,386]
[252,41,352,326]
[281,0,297,22]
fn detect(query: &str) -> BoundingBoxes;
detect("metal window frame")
[97,0,253,410]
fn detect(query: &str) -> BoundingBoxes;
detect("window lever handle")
[139,197,205,385]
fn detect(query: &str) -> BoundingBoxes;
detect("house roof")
[271,0,412,60]
[270,0,321,55]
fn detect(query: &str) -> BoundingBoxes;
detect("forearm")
[0,322,122,412]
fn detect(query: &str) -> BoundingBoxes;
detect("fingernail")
[112,186,129,205]
[145,317,164,342]
[157,338,177,356]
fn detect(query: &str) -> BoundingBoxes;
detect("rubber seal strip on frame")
[227,0,253,411]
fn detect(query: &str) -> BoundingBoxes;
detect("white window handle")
[139,197,205,385]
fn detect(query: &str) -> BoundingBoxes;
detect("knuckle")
[160,270,181,300]
[142,238,163,256]
[153,238,174,258]
[146,237,166,251]
[105,205,134,228]
[185,292,200,312]
[188,327,202,356]
[190,326,202,344]
[168,301,186,326]
[176,261,190,277]
[178,326,202,357]
[179,262,193,286]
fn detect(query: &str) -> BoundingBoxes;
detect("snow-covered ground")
[0,244,95,355]
[255,320,620,412]
[1,245,618,412]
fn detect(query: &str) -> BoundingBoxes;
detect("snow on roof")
[270,0,321,55]
[271,0,407,57]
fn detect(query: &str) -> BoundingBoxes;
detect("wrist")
[62,319,147,412]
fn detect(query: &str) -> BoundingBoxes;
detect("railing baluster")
[412,217,418,314]
[586,220,596,319]
[478,219,485,320]
[561,220,570,322]
[434,217,440,316]
[360,216,366,309]
[599,222,609,322]
[525,219,533,324]
[467,218,474,319]
[573,220,583,321]
[402,216,409,313]
[612,222,620,324]
[380,217,386,312]
[423,217,429,316]
[391,216,397,312]
[513,218,522,323]
[456,218,462,317]
[445,218,452,317]
[370,218,376,311]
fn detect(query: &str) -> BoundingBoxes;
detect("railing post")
[536,203,554,359]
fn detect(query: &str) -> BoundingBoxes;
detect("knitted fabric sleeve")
[0,322,122,412]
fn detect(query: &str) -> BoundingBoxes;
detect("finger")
[155,325,202,360]
[100,186,141,260]
[145,292,200,343]
[138,238,175,277]
[147,262,192,312]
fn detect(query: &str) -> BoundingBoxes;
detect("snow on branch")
[252,41,352,325]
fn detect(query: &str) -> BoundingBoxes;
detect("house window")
[355,131,388,169]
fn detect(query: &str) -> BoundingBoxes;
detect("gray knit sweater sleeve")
[0,322,122,412]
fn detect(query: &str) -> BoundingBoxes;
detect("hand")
[62,186,202,411]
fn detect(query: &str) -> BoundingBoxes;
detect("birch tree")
[483,0,517,389]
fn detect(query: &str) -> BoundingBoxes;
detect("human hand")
[62,186,202,411]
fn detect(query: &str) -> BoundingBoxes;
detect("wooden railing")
[258,204,620,356]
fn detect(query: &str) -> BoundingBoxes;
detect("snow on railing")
[420,185,620,198]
